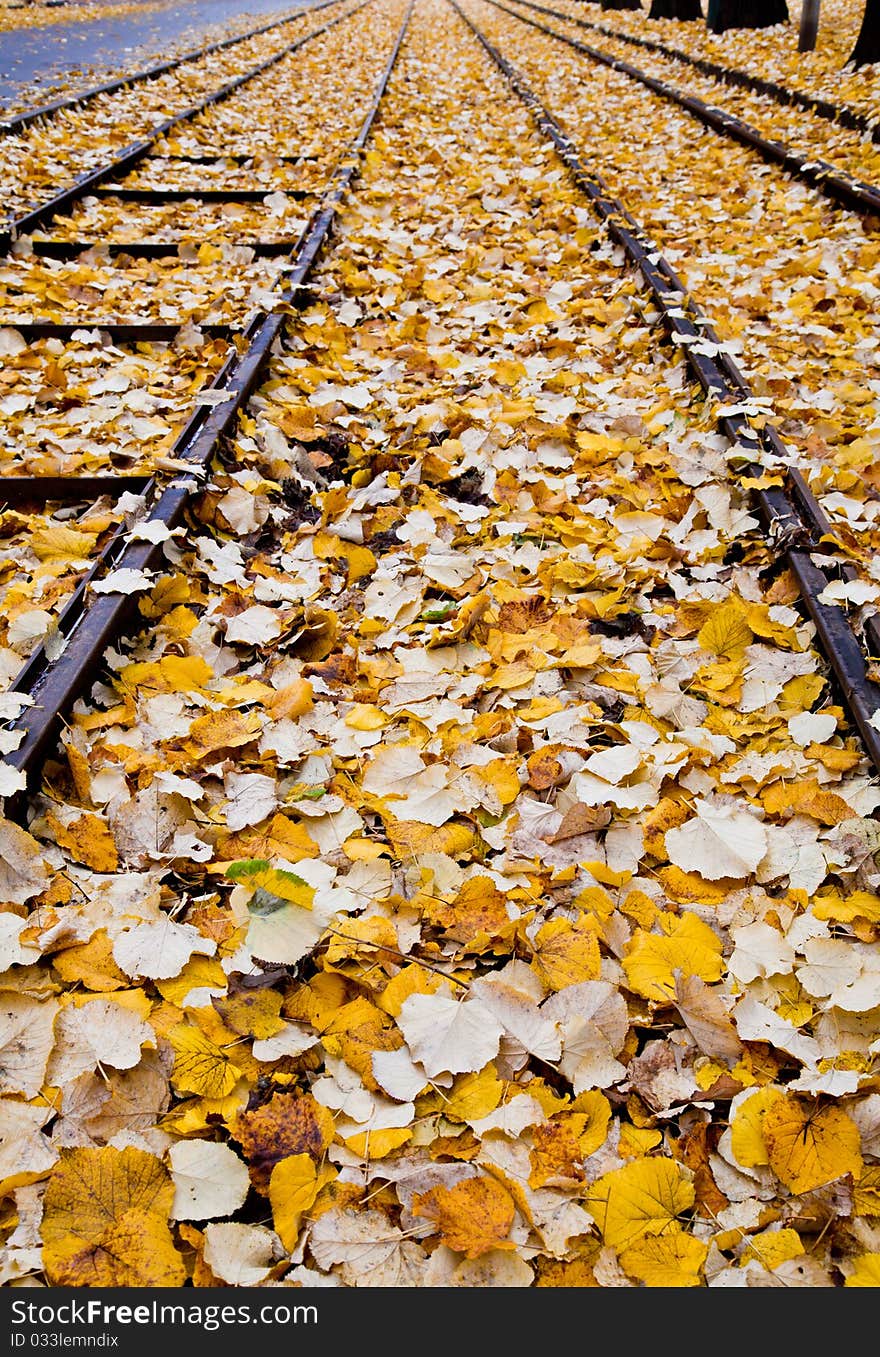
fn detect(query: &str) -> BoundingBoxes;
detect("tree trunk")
[707,0,788,33]
[648,0,703,16]
[798,0,820,49]
[849,0,880,64]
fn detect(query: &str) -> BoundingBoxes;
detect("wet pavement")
[0,0,308,114]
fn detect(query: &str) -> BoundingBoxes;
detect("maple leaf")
[41,1147,185,1287]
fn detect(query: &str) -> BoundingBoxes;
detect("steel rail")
[506,0,880,145]
[452,0,880,771]
[485,0,880,220]
[0,0,373,251]
[2,0,415,815]
[0,0,342,136]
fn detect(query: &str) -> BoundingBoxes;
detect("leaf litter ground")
[2,0,880,1291]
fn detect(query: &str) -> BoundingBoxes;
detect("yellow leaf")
[227,861,314,906]
[762,778,854,825]
[45,811,118,873]
[813,889,880,925]
[745,606,800,650]
[71,987,151,1020]
[161,1086,248,1137]
[213,813,319,866]
[267,678,314,720]
[378,964,442,1018]
[477,757,521,807]
[740,1227,805,1271]
[443,1065,504,1122]
[269,1153,335,1252]
[41,1146,185,1287]
[656,866,730,906]
[846,1254,880,1286]
[413,1174,516,1258]
[168,1023,242,1098]
[216,679,276,708]
[762,1096,863,1193]
[154,955,227,1007]
[524,298,558,325]
[729,1087,782,1169]
[121,654,213,694]
[618,1125,663,1157]
[344,703,388,732]
[571,1090,612,1156]
[386,820,475,860]
[182,709,262,760]
[324,915,397,968]
[529,1120,585,1189]
[619,1228,708,1286]
[623,913,723,1001]
[29,525,97,562]
[52,930,127,992]
[342,1127,411,1158]
[697,600,752,657]
[139,575,192,620]
[853,1164,880,1216]
[531,916,601,991]
[212,988,285,1039]
[585,1158,695,1251]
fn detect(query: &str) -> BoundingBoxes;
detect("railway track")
[0,0,876,800]
[0,0,332,135]
[485,0,880,220]
[0,0,360,223]
[0,0,411,805]
[448,0,880,771]
[3,0,880,1291]
[511,0,880,144]
[0,0,876,794]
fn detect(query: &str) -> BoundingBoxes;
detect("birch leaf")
[169,1140,251,1222]
[665,798,767,880]
[41,1147,184,1287]
[397,993,504,1079]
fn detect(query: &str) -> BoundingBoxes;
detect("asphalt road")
[0,0,309,114]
